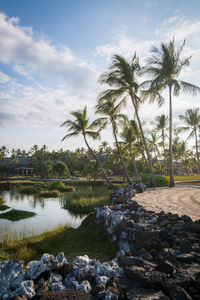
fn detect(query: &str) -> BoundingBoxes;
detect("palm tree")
[152,114,168,175]
[60,106,115,189]
[179,108,200,174]
[145,38,200,186]
[147,132,162,175]
[95,97,132,185]
[121,119,140,180]
[99,54,157,187]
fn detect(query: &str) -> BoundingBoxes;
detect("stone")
[0,260,24,298]
[25,253,67,280]
[72,280,91,293]
[47,273,65,291]
[155,261,175,275]
[180,240,193,253]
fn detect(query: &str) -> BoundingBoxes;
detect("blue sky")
[0,0,200,151]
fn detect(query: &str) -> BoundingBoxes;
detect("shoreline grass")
[0,209,36,221]
[39,189,60,197]
[0,213,118,263]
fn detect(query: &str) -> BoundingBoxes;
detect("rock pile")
[1,185,200,299]
[95,187,200,299]
[0,252,123,299]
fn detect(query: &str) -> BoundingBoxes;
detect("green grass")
[165,175,200,181]
[63,188,110,215]
[39,189,60,197]
[0,205,10,211]
[0,214,118,263]
[0,209,36,221]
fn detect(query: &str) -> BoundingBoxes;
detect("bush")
[141,174,169,187]
[40,190,60,197]
[47,181,74,192]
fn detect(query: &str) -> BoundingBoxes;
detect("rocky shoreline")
[1,185,200,299]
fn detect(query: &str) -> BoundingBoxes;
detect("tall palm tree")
[99,54,158,187]
[95,97,132,185]
[60,106,115,189]
[179,108,200,174]
[145,38,200,186]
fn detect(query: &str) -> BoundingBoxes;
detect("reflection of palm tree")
[99,54,156,187]
[145,39,200,186]
[95,97,132,185]
[61,106,115,189]
[179,108,200,174]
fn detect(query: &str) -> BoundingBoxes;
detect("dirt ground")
[134,184,200,221]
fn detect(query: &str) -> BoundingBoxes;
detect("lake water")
[0,189,86,242]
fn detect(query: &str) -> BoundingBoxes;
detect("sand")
[134,185,200,221]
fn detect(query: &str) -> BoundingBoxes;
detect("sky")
[0,0,200,152]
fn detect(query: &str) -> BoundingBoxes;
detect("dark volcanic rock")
[155,261,175,275]
[180,240,193,253]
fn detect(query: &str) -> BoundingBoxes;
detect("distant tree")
[179,108,200,174]
[53,161,70,178]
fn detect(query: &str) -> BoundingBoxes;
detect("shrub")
[40,190,60,197]
[141,174,169,187]
[47,181,74,192]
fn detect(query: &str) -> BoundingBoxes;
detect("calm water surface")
[0,190,86,241]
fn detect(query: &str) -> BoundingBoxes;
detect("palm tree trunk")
[194,128,200,175]
[112,122,132,185]
[130,93,156,188]
[83,135,116,189]
[169,85,174,187]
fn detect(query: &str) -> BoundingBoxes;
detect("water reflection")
[0,189,87,242]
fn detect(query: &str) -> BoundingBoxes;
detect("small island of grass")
[39,189,61,197]
[0,205,10,211]
[0,209,36,221]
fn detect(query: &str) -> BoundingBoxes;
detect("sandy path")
[134,185,200,221]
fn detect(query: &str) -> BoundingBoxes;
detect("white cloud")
[0,13,98,90]
[0,70,10,83]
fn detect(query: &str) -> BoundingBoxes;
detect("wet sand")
[134,185,200,221]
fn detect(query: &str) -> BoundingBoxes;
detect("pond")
[0,189,87,242]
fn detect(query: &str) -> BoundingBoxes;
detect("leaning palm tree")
[145,38,200,186]
[179,108,200,174]
[61,106,115,189]
[95,97,132,185]
[99,53,157,187]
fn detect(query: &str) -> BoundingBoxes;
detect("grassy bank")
[0,214,118,263]
[0,209,36,221]
[63,188,110,215]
